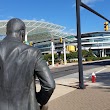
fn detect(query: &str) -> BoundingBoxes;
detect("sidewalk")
[48,65,110,110]
[49,62,78,69]
[48,87,110,110]
[36,63,110,110]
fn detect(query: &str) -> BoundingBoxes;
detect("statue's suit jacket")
[0,36,55,110]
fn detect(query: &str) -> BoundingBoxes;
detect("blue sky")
[0,0,109,34]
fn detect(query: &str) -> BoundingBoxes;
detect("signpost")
[76,0,110,89]
[76,0,85,89]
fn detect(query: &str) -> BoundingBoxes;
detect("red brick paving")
[48,87,110,110]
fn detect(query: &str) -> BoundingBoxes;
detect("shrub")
[43,50,110,64]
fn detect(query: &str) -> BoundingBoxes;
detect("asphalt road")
[50,59,110,79]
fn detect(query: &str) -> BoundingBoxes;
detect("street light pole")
[25,30,28,42]
[76,0,85,89]
[51,38,55,67]
[63,39,67,65]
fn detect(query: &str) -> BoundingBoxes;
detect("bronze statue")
[0,18,55,110]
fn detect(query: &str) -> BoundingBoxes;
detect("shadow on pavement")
[84,60,110,66]
[96,72,110,87]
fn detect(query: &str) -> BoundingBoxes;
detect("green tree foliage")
[43,54,58,61]
[43,50,94,61]
[66,52,78,60]
[82,49,94,57]
[43,54,52,61]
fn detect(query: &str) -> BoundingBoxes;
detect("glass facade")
[80,32,110,57]
[34,32,110,57]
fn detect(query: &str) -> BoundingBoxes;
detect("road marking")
[95,68,106,74]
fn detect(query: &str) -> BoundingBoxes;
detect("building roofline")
[81,31,110,36]
[75,31,110,38]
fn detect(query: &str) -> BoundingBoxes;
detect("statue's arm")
[34,49,55,105]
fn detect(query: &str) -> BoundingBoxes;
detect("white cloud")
[82,0,97,4]
[7,16,15,19]
[73,0,104,8]
[82,0,104,4]
[40,19,45,21]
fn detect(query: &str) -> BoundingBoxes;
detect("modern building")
[0,19,74,66]
[72,31,110,57]
[39,31,110,57]
[33,35,76,54]
[1,20,110,58]
[0,19,68,41]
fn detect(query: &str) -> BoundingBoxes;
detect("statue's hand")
[40,104,48,110]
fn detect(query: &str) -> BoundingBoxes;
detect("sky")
[0,0,110,34]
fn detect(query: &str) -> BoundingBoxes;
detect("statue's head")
[6,18,26,42]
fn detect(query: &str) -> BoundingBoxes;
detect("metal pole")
[81,2,110,23]
[51,39,54,67]
[102,43,104,57]
[76,0,85,89]
[25,31,28,42]
[63,39,67,65]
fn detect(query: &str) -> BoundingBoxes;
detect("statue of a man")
[0,18,55,110]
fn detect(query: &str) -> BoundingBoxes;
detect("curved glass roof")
[0,20,74,42]
[0,20,64,34]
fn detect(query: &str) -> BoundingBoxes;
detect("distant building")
[2,20,110,57]
[33,31,110,57]
[73,31,110,57]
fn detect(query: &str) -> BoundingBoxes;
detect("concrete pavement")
[48,87,110,110]
[48,64,110,101]
[36,62,110,110]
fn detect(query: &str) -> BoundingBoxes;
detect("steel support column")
[25,31,28,42]
[63,39,67,65]
[76,0,85,89]
[51,40,55,67]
